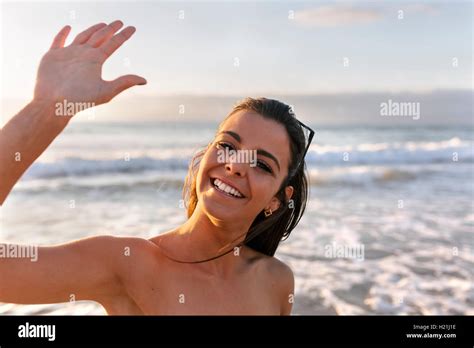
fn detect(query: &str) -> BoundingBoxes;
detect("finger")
[50,25,71,49]
[87,20,123,48]
[105,74,147,100]
[100,26,136,59]
[71,23,107,45]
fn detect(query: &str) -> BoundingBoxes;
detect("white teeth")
[213,178,243,198]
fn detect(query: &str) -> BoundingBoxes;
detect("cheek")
[250,176,278,205]
[200,146,219,168]
[195,151,217,194]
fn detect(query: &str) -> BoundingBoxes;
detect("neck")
[170,203,252,276]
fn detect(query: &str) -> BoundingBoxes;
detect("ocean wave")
[307,137,473,166]
[23,156,191,180]
[309,166,420,186]
[22,138,472,180]
[16,164,467,195]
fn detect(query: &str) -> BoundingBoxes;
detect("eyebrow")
[219,130,281,171]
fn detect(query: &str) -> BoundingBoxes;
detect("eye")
[257,160,273,173]
[216,141,235,151]
[216,141,273,174]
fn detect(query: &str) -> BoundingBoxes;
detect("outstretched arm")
[0,21,146,204]
[0,236,142,305]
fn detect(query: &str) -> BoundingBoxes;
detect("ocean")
[1,121,473,315]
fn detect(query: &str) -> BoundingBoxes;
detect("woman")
[0,21,312,315]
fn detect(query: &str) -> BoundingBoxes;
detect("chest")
[114,265,280,315]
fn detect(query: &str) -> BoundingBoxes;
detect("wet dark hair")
[182,97,310,257]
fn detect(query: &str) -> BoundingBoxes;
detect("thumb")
[106,75,147,100]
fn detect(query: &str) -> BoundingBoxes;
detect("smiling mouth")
[210,178,245,199]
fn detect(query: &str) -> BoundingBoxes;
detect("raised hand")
[34,20,147,109]
[0,21,148,204]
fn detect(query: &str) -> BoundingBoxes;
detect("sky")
[0,0,472,123]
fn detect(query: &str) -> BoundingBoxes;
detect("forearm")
[0,21,145,205]
[0,100,71,204]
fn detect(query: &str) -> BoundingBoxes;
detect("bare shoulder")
[84,235,157,257]
[108,235,161,262]
[263,254,294,289]
[243,247,295,314]
[49,234,153,262]
[243,247,293,280]
[87,235,161,276]
[266,256,295,315]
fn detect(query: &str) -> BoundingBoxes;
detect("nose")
[225,161,247,177]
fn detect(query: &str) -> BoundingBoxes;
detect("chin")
[196,177,245,221]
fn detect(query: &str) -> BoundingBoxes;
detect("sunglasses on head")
[287,119,315,180]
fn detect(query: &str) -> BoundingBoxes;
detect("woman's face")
[196,110,294,224]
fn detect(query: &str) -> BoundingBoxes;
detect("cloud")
[294,5,383,28]
[402,4,439,15]
[292,3,438,28]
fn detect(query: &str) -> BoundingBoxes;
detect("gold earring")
[264,208,273,217]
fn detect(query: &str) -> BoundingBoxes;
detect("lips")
[210,177,245,199]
